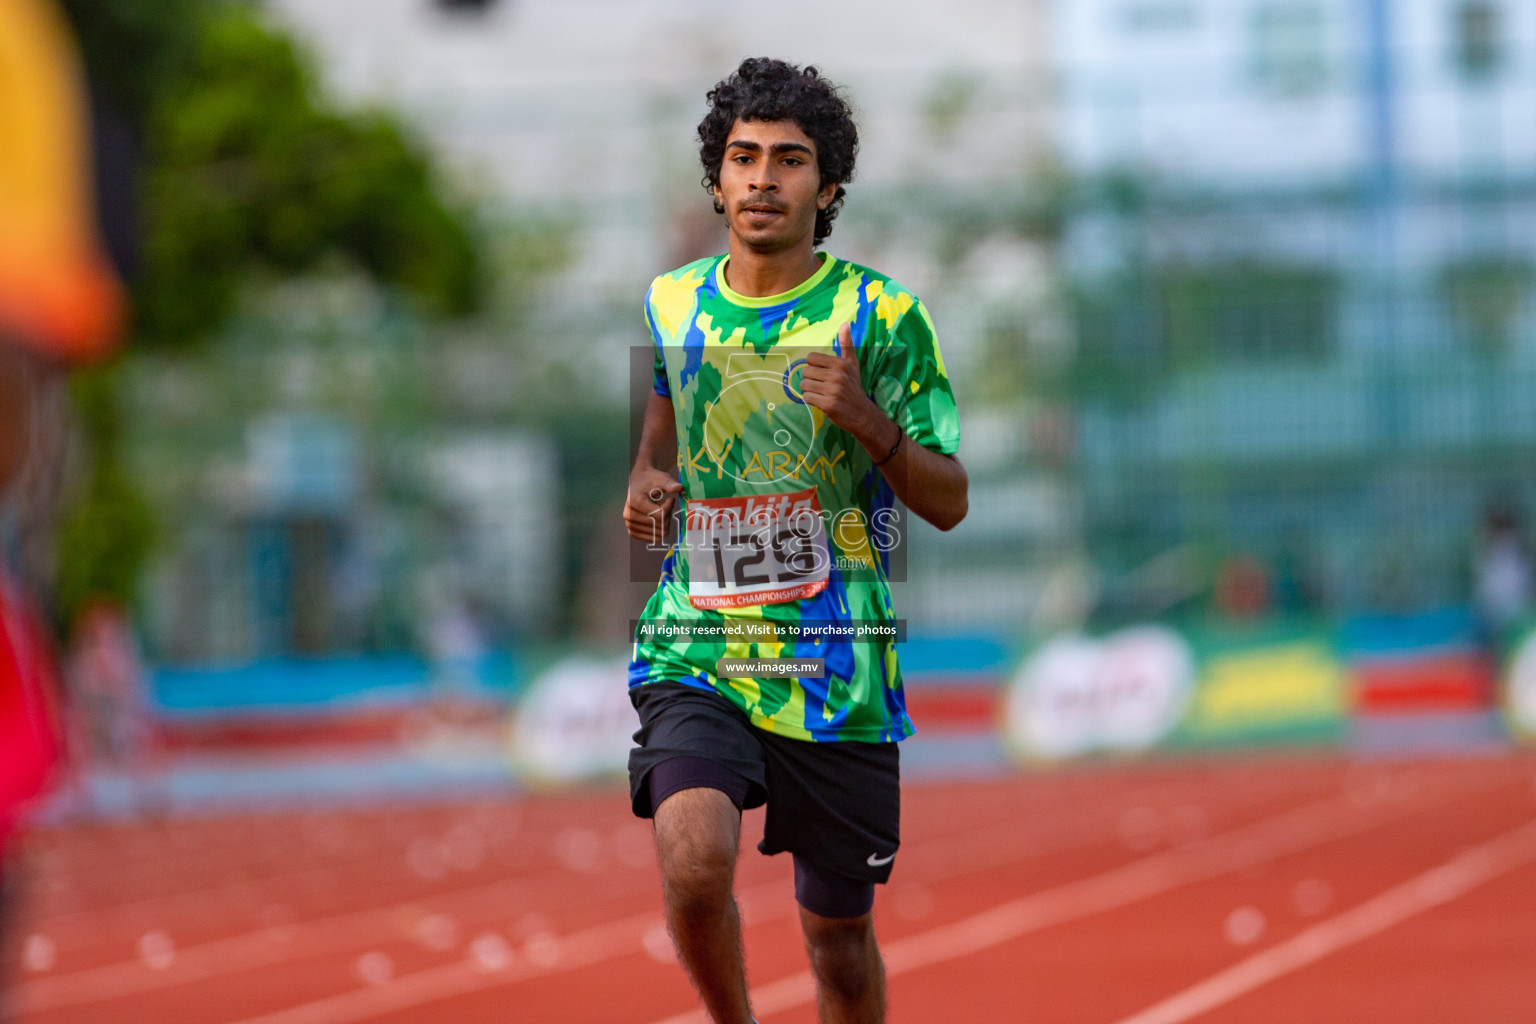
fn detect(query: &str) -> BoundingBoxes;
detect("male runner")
[623,58,967,1024]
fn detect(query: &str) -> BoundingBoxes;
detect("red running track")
[3,753,1534,1023]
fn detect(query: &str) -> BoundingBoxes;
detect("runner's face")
[714,119,836,253]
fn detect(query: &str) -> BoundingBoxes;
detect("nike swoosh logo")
[866,852,895,866]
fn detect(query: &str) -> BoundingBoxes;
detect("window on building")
[1121,2,1198,33]
[1455,1,1501,80]
[434,0,497,13]
[1441,256,1533,354]
[1071,264,1337,373]
[1250,2,1329,97]
[1160,264,1338,362]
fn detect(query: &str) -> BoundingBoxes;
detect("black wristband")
[873,427,904,467]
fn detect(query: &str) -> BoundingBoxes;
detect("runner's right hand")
[624,470,683,544]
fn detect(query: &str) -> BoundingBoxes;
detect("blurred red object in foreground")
[0,0,128,846]
[0,572,65,844]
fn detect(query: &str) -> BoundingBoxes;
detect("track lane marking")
[16,767,1314,1012]
[23,799,616,931]
[220,772,1464,1024]
[647,775,1499,1024]
[1109,815,1536,1024]
[9,866,661,1015]
[27,765,1237,935]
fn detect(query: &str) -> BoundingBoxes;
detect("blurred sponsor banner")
[508,656,633,784]
[1175,622,1347,748]
[1002,609,1524,762]
[1003,625,1198,760]
[899,633,1012,734]
[1340,608,1495,715]
[148,654,517,750]
[1003,619,1348,762]
[1341,608,1503,752]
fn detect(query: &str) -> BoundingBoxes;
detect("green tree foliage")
[53,1,484,626]
[135,6,482,349]
[59,0,200,124]
[53,368,155,625]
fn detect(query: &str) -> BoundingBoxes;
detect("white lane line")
[644,780,1487,1024]
[226,775,1445,1024]
[10,865,648,1015]
[217,873,810,1024]
[217,780,1394,1024]
[1110,816,1536,1024]
[34,762,1304,945]
[17,767,1292,1013]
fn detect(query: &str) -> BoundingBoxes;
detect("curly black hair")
[698,58,859,246]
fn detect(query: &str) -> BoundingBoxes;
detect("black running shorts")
[628,681,902,890]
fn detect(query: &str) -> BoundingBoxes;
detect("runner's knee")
[654,788,740,913]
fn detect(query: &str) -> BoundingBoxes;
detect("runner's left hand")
[799,323,878,435]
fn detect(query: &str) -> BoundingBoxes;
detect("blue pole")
[1361,0,1400,449]
[1363,0,1396,207]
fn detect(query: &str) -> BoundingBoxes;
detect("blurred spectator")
[1474,504,1533,645]
[1214,553,1271,621]
[64,603,157,814]
[1273,528,1328,615]
[426,594,488,697]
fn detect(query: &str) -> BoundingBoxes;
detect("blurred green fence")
[1061,186,1536,619]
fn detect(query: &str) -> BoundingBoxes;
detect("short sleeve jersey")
[628,252,960,742]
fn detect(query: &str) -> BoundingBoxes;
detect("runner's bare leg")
[800,907,885,1024]
[653,787,753,1024]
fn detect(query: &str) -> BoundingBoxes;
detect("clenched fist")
[624,468,683,545]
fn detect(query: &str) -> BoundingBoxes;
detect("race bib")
[684,486,830,610]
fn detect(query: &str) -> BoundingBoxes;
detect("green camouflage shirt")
[628,252,960,742]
